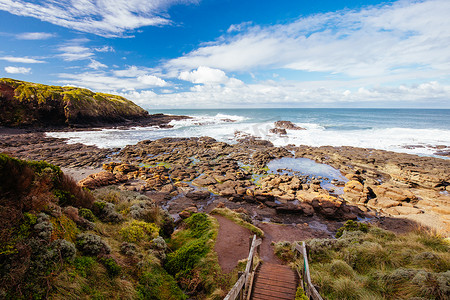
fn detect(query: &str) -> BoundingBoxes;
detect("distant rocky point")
[0,78,185,128]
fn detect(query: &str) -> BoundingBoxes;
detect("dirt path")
[258,222,332,263]
[214,215,335,270]
[213,215,253,273]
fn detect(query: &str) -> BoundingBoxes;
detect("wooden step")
[250,262,299,300]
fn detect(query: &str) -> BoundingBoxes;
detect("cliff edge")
[0,78,151,128]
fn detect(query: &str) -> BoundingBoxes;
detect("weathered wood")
[251,262,299,300]
[224,273,246,300]
[224,235,262,300]
[294,242,324,300]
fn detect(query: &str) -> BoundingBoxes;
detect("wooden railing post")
[294,241,323,300]
[224,235,262,300]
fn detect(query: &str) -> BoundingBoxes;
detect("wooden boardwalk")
[250,262,299,300]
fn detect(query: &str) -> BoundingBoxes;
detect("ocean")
[46,108,450,158]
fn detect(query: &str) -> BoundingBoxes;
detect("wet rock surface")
[1,131,449,235]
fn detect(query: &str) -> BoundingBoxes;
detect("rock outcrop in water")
[0,78,174,128]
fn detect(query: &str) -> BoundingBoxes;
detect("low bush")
[76,233,111,256]
[336,220,368,238]
[79,208,96,222]
[101,257,121,277]
[137,264,187,300]
[73,256,96,277]
[120,220,159,243]
[92,201,123,223]
[164,213,222,296]
[295,285,308,300]
[51,239,76,261]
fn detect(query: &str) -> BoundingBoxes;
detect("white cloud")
[119,80,450,108]
[58,45,94,61]
[166,0,450,81]
[16,32,55,40]
[178,66,245,89]
[94,46,114,52]
[88,59,107,69]
[4,66,31,74]
[113,66,150,77]
[0,56,45,63]
[57,70,169,91]
[179,66,229,84]
[227,21,252,33]
[137,75,169,87]
[0,0,198,37]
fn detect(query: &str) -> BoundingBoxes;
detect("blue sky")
[0,0,449,109]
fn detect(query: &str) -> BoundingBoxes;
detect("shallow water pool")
[267,157,348,194]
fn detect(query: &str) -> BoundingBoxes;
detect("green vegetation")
[0,155,244,299]
[137,264,187,300]
[335,220,368,238]
[211,207,264,237]
[166,213,232,298]
[0,78,148,127]
[295,286,308,300]
[0,155,187,299]
[120,220,159,243]
[275,221,450,300]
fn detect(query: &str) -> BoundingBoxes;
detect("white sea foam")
[169,113,248,128]
[46,115,450,158]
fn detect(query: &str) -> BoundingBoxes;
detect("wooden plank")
[252,289,296,300]
[254,285,297,295]
[254,278,297,290]
[255,275,297,283]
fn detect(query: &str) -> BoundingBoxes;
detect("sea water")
[46,108,450,158]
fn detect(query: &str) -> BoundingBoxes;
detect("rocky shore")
[1,129,449,235]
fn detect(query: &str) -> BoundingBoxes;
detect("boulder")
[269,128,287,135]
[274,121,306,130]
[192,175,217,186]
[79,171,127,189]
[186,190,211,201]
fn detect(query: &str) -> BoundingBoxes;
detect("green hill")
[0,78,149,127]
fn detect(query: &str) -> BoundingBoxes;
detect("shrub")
[34,213,53,241]
[336,220,369,238]
[130,201,159,222]
[56,173,94,208]
[73,256,96,277]
[137,264,187,300]
[76,233,111,256]
[79,208,96,222]
[120,220,159,243]
[120,242,137,256]
[151,236,167,251]
[273,241,294,261]
[101,257,121,277]
[185,213,211,239]
[50,214,78,242]
[165,239,209,276]
[51,239,76,261]
[92,201,123,223]
[295,285,308,300]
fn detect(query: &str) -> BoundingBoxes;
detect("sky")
[0,0,449,109]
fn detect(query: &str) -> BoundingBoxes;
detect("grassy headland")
[0,78,149,128]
